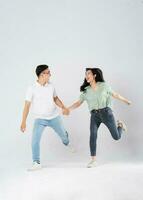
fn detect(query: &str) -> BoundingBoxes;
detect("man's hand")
[20,122,26,132]
[62,108,70,115]
[20,101,30,133]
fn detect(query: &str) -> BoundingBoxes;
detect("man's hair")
[35,65,49,77]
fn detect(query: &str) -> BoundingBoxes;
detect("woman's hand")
[125,100,132,105]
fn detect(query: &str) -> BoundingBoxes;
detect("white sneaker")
[87,160,96,168]
[66,143,76,153]
[117,120,127,132]
[27,162,42,171]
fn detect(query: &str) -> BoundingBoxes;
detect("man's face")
[40,68,51,82]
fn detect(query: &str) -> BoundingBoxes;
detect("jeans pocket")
[105,108,113,115]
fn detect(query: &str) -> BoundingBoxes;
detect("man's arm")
[53,96,69,115]
[112,92,131,105]
[20,101,31,132]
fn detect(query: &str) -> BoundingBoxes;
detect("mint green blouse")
[79,82,113,111]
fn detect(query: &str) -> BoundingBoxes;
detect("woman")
[67,68,131,168]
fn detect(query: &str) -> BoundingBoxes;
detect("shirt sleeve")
[79,92,85,102]
[25,86,33,102]
[106,84,114,95]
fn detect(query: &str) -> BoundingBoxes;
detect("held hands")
[62,107,70,116]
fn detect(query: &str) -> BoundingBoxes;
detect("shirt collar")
[36,81,49,87]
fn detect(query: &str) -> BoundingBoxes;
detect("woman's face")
[85,70,96,83]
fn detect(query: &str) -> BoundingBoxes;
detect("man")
[20,65,74,171]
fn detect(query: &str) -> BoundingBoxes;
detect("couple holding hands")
[20,65,131,170]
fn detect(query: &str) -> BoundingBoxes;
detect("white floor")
[1,161,143,200]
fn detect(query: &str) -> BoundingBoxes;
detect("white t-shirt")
[25,81,59,119]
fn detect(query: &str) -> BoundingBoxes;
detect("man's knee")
[63,138,69,145]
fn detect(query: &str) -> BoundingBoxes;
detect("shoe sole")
[87,165,96,168]
[27,167,42,172]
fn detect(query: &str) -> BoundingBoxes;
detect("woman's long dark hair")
[80,68,105,92]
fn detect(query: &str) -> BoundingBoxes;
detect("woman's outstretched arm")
[63,100,83,115]
[68,100,83,111]
[62,100,83,115]
[112,92,131,105]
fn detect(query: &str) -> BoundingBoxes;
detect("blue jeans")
[32,116,69,162]
[90,107,123,156]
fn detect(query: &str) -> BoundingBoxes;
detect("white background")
[0,0,143,167]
